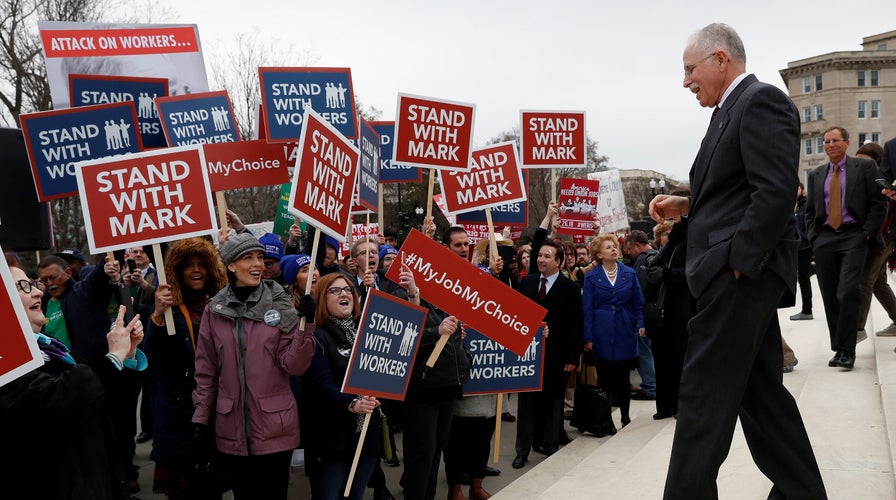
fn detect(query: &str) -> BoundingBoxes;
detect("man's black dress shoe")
[484,465,500,476]
[828,351,843,367]
[631,391,656,401]
[533,445,546,455]
[838,351,856,370]
[653,411,674,420]
[541,446,558,456]
[512,455,527,469]
[135,431,152,443]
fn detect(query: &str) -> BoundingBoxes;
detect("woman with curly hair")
[146,237,229,499]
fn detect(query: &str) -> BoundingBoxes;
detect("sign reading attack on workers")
[69,73,169,148]
[342,289,428,400]
[20,101,143,201]
[463,325,545,396]
[258,67,358,141]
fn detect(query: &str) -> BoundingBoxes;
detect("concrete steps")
[496,275,896,499]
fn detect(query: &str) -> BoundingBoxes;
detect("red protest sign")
[288,108,360,242]
[387,229,546,356]
[76,145,218,254]
[438,141,526,214]
[520,110,587,168]
[557,177,600,236]
[393,93,475,171]
[0,255,44,388]
[203,139,291,192]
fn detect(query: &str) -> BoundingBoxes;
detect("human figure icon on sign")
[325,83,336,108]
[337,83,347,108]
[104,120,123,150]
[399,322,419,356]
[518,336,539,362]
[118,119,132,147]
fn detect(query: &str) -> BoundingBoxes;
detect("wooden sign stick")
[151,244,175,336]
[343,411,372,496]
[493,394,503,463]
[298,231,321,331]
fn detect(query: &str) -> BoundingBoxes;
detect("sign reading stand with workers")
[155,90,240,146]
[342,289,428,400]
[68,73,169,148]
[0,247,44,389]
[258,67,358,141]
[393,93,475,171]
[20,101,143,201]
[371,121,421,183]
[75,145,217,254]
[438,141,527,214]
[287,108,360,242]
[462,325,545,395]
[387,229,547,357]
[520,110,587,168]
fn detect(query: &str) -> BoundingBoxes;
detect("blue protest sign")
[20,101,143,201]
[259,67,358,141]
[371,121,421,183]
[357,118,380,212]
[342,289,428,400]
[463,325,544,395]
[155,90,239,146]
[68,73,169,148]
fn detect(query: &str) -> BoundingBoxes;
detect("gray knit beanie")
[219,232,265,266]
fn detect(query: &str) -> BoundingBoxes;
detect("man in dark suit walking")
[649,23,827,499]
[806,126,886,369]
[512,204,583,469]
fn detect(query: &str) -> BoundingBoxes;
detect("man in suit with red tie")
[650,23,827,499]
[512,203,583,469]
[806,126,886,369]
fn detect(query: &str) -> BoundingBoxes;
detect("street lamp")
[649,178,666,197]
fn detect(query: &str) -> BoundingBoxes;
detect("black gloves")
[297,294,316,323]
[192,423,214,464]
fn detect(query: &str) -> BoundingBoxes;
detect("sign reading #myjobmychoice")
[258,67,358,141]
[463,325,545,396]
[342,289,428,400]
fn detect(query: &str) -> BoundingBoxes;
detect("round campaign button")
[264,309,281,327]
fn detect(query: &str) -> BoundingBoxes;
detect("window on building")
[871,70,880,86]
[803,107,811,122]
[805,138,812,156]
[816,137,824,154]
[872,100,880,118]
[803,77,811,93]
[858,70,866,87]
[873,133,881,143]
[879,44,888,51]
[815,74,823,91]
[859,133,868,144]
[815,104,824,120]
[858,100,867,119]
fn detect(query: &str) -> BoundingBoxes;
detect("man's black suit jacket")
[686,74,800,298]
[805,155,886,249]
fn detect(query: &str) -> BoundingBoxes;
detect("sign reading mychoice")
[155,90,239,146]
[68,73,169,148]
[20,101,143,201]
[259,67,358,141]
[371,121,420,183]
[463,325,545,396]
[342,289,428,400]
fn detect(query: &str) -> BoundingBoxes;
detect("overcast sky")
[156,0,896,182]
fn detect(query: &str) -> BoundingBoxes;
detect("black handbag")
[569,359,617,437]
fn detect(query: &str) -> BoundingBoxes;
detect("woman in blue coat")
[582,233,645,428]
